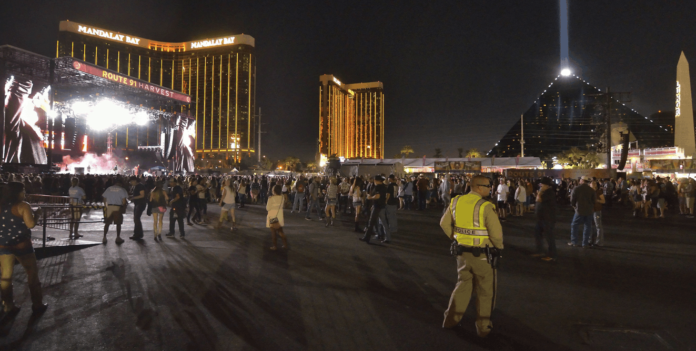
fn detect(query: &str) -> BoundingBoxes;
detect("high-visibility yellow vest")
[450,193,492,247]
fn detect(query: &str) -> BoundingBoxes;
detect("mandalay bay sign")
[77,25,141,45]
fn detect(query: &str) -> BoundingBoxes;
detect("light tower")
[559,0,571,76]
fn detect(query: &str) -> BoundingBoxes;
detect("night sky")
[2,0,696,161]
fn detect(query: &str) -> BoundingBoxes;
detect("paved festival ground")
[0,201,694,350]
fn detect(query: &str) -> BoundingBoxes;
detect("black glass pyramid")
[487,75,672,159]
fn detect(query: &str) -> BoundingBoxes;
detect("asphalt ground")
[0,200,694,350]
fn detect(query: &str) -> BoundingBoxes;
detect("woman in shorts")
[0,182,48,315]
[217,179,237,231]
[350,177,364,232]
[324,177,339,227]
[149,182,168,241]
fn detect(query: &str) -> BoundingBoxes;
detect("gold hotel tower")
[57,21,256,162]
[319,75,384,160]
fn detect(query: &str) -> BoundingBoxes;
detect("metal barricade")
[27,194,105,248]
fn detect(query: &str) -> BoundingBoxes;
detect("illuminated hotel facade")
[56,21,256,161]
[319,75,384,160]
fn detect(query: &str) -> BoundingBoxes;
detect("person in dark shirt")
[166,178,185,237]
[187,180,202,225]
[534,177,557,261]
[128,176,147,240]
[359,175,389,244]
[379,175,399,243]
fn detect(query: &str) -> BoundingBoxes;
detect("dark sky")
[2,0,696,161]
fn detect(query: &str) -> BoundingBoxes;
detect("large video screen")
[3,76,49,164]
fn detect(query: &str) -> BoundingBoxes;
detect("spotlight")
[72,101,91,115]
[135,111,149,126]
[560,68,571,76]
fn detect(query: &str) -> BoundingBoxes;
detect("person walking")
[149,182,168,241]
[291,177,306,213]
[166,178,186,238]
[440,175,503,337]
[403,177,414,210]
[197,178,209,222]
[217,178,237,231]
[533,177,557,261]
[339,177,351,214]
[237,179,248,209]
[381,174,399,243]
[514,180,526,217]
[0,182,49,316]
[350,177,364,232]
[589,180,605,247]
[686,178,695,218]
[68,177,86,239]
[417,175,429,211]
[267,185,288,250]
[569,176,596,248]
[495,178,509,221]
[359,175,388,244]
[324,177,339,226]
[128,176,147,240]
[186,179,201,225]
[305,177,323,220]
[102,178,128,245]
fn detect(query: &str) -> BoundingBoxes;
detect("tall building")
[57,21,256,161]
[676,52,696,158]
[488,74,673,159]
[318,75,384,160]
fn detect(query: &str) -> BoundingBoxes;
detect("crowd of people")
[0,170,694,316]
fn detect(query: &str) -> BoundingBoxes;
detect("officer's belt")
[456,245,483,257]
[454,227,489,236]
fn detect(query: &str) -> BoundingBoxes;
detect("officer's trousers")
[443,252,495,330]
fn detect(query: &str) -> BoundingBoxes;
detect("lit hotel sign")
[333,77,342,86]
[676,81,681,117]
[71,60,192,103]
[78,25,141,45]
[190,37,236,49]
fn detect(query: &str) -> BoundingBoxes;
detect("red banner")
[71,60,191,103]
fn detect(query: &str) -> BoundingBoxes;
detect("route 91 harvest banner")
[71,59,191,103]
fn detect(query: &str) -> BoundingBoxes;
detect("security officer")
[440,175,503,337]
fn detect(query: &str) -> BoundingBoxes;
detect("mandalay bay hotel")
[57,21,256,164]
[318,74,384,164]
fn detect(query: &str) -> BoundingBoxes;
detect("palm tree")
[284,156,300,171]
[434,148,443,158]
[306,162,317,171]
[581,152,601,169]
[465,148,481,158]
[400,145,414,157]
[457,148,464,158]
[260,158,273,170]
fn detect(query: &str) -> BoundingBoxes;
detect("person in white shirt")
[496,178,509,221]
[514,180,527,217]
[68,178,86,239]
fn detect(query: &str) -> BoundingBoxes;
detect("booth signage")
[434,161,481,172]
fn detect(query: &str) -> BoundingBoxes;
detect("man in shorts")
[496,178,509,221]
[102,178,128,245]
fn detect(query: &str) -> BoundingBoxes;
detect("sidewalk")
[1,202,694,350]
